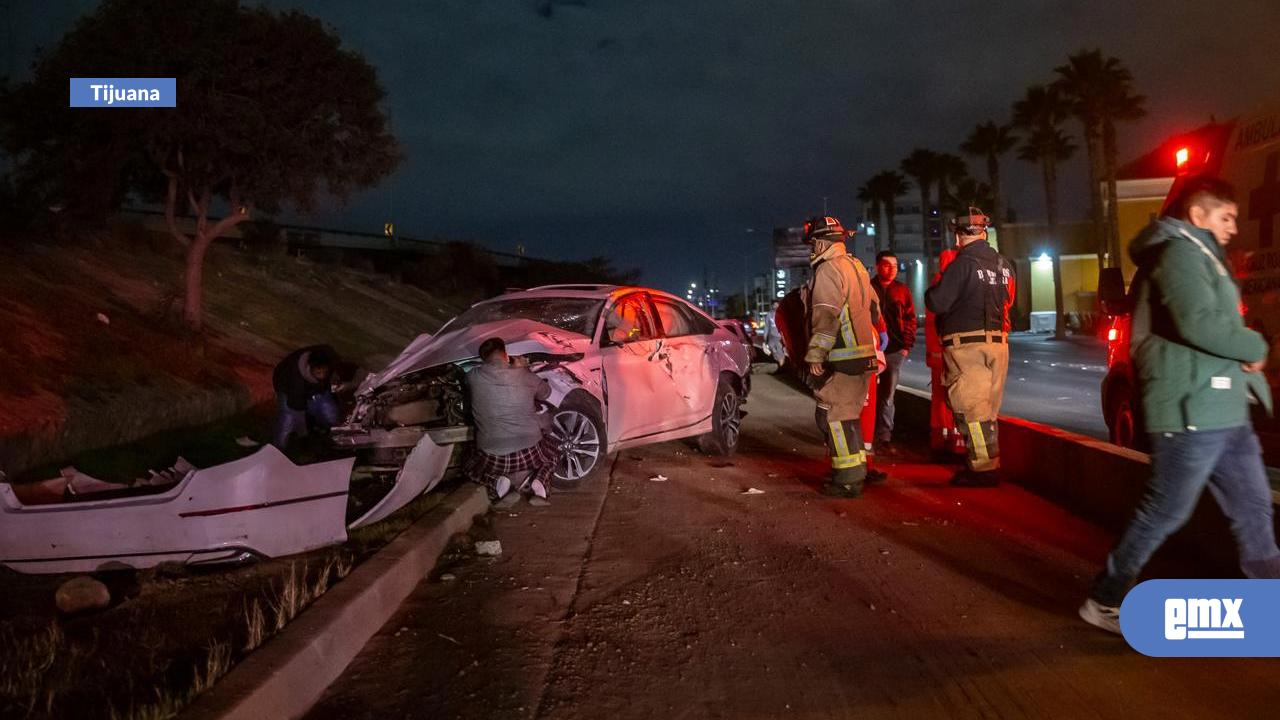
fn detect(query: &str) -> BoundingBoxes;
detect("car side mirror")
[1098,267,1129,316]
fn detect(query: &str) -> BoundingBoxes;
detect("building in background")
[995,221,1096,332]
[848,202,932,326]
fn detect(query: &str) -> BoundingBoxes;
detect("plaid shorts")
[465,433,564,494]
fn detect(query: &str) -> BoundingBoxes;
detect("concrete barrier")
[895,385,1279,575]
[184,483,490,720]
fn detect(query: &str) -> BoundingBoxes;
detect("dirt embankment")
[0,224,462,479]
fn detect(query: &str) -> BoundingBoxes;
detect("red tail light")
[1107,327,1118,342]
[1175,146,1190,169]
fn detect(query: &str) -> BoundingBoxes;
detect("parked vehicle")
[718,318,761,362]
[333,284,752,488]
[1100,104,1280,459]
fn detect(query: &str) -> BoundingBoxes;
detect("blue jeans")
[272,392,342,449]
[875,351,907,444]
[1092,425,1280,606]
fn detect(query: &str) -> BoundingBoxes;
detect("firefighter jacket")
[1128,217,1272,433]
[924,240,1014,337]
[805,242,880,374]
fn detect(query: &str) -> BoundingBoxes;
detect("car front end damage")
[331,324,600,513]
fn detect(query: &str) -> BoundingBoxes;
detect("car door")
[649,296,719,431]
[598,292,672,443]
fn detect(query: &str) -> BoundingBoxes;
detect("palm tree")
[866,170,909,253]
[947,175,994,215]
[1101,80,1146,262]
[960,121,1018,224]
[1054,50,1147,265]
[1014,85,1076,341]
[856,182,883,253]
[900,148,942,259]
[933,152,969,244]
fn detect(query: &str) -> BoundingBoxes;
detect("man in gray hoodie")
[464,337,563,504]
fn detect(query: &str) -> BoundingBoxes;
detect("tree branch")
[187,188,201,218]
[204,204,251,242]
[196,188,211,237]
[164,173,191,248]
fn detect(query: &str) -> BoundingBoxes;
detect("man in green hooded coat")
[1080,176,1280,634]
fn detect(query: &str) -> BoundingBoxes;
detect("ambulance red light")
[1175,146,1190,168]
[1107,327,1118,342]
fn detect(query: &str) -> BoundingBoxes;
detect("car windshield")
[443,297,604,338]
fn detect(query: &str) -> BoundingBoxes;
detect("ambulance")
[1100,104,1280,458]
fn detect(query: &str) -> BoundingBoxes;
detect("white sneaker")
[1079,598,1122,635]
[530,478,548,500]
[493,475,512,499]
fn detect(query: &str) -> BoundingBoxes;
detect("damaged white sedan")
[0,285,748,574]
[334,284,752,487]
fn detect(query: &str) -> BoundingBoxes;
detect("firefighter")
[802,215,881,497]
[924,207,1014,487]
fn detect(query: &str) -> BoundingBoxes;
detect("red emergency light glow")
[1175,146,1190,168]
[1107,327,1118,342]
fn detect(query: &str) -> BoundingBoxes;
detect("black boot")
[950,469,998,487]
[821,466,864,497]
[820,481,863,497]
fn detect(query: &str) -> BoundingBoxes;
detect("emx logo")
[1165,598,1244,640]
[1121,580,1280,657]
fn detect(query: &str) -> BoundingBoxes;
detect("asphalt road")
[899,332,1111,440]
[305,371,1280,720]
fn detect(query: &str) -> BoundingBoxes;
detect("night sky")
[7,1,1280,294]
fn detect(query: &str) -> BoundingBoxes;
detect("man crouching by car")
[465,337,565,506]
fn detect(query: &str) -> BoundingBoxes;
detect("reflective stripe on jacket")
[805,244,879,373]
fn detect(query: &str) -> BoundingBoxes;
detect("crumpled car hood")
[358,319,591,395]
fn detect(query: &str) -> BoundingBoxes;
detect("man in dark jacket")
[871,250,917,452]
[1080,177,1280,634]
[271,344,341,449]
[924,207,1013,487]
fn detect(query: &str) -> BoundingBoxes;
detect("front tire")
[550,396,607,486]
[698,376,742,457]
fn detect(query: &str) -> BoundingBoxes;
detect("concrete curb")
[183,482,490,720]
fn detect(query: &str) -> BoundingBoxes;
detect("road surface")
[900,332,1110,440]
[307,371,1279,720]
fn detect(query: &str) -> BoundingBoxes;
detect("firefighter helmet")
[803,215,846,243]
[949,207,992,234]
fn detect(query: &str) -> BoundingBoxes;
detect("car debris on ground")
[474,540,503,556]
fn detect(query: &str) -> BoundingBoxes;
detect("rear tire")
[550,396,607,487]
[1107,382,1148,452]
[698,376,742,457]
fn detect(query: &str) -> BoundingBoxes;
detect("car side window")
[652,298,696,338]
[604,294,656,346]
[679,301,718,335]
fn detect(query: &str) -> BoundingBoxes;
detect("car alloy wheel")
[698,376,742,457]
[551,407,602,482]
[719,389,741,449]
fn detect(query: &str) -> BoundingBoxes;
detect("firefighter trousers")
[941,340,1008,472]
[814,371,871,486]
